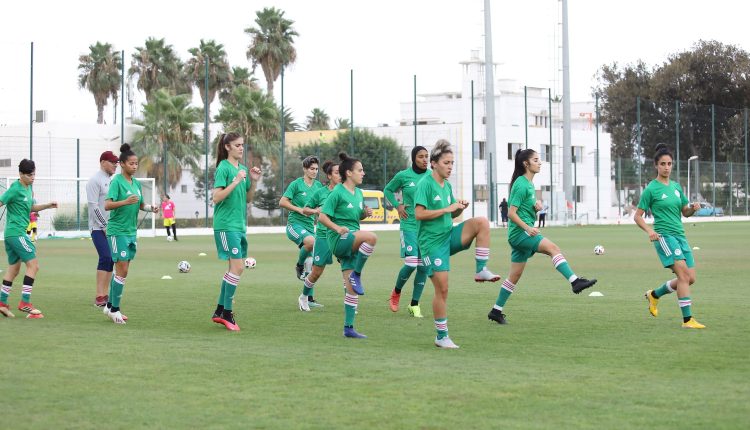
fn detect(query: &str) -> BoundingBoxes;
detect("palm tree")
[185,39,232,114]
[215,85,280,164]
[129,37,185,102]
[78,42,122,124]
[219,66,259,105]
[245,7,298,96]
[132,89,203,192]
[306,108,330,131]
[334,118,351,130]
[282,107,301,132]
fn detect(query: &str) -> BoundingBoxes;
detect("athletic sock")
[171,225,177,239]
[495,279,516,308]
[21,275,34,302]
[394,262,417,293]
[302,276,314,296]
[344,293,358,326]
[165,227,171,237]
[552,254,578,283]
[222,272,240,310]
[110,275,125,308]
[678,296,692,321]
[217,279,226,307]
[652,280,675,298]
[1,280,11,304]
[412,263,427,303]
[296,247,311,266]
[353,242,375,273]
[434,318,449,340]
[475,247,490,272]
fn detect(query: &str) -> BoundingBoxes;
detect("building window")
[540,145,550,162]
[541,185,551,192]
[474,141,486,160]
[181,185,188,193]
[507,142,522,160]
[0,159,10,168]
[474,185,488,201]
[534,115,548,127]
[574,186,583,203]
[572,146,583,163]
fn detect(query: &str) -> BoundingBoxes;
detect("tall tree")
[334,117,351,130]
[282,107,301,131]
[305,108,330,131]
[245,7,298,96]
[185,39,232,114]
[218,66,259,104]
[78,42,122,124]
[129,37,186,102]
[215,85,280,164]
[132,89,203,191]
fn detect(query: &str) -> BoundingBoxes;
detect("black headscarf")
[411,145,428,174]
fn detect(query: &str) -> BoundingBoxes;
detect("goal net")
[0,176,157,239]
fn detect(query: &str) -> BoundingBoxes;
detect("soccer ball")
[244,257,257,269]
[593,245,605,255]
[167,236,174,242]
[177,260,191,273]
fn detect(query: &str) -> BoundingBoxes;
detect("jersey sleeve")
[0,185,16,206]
[677,183,688,207]
[508,181,524,208]
[413,180,429,209]
[383,172,402,207]
[282,180,297,199]
[637,187,652,211]
[106,179,119,201]
[321,190,337,217]
[214,164,229,189]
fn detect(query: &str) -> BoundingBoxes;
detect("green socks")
[394,264,416,293]
[552,254,577,282]
[653,280,675,298]
[435,318,448,339]
[222,272,240,310]
[495,279,516,308]
[475,247,490,272]
[344,293,358,326]
[353,243,374,273]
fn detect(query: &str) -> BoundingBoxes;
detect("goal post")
[0,176,157,239]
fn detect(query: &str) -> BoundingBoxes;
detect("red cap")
[100,151,118,163]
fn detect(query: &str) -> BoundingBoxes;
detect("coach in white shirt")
[87,151,118,308]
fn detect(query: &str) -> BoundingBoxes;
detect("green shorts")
[214,231,248,260]
[109,235,137,262]
[330,231,358,271]
[510,233,544,263]
[286,223,313,247]
[421,222,469,277]
[400,230,419,258]
[4,236,36,265]
[312,236,333,267]
[654,234,695,269]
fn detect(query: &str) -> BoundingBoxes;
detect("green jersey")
[384,168,429,232]
[322,184,363,242]
[638,179,688,236]
[106,174,143,236]
[0,180,33,238]
[508,175,537,246]
[414,174,456,255]
[213,159,251,232]
[283,177,322,230]
[305,186,332,239]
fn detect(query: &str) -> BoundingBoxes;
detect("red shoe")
[0,302,15,318]
[217,312,240,331]
[18,301,43,318]
[388,291,401,312]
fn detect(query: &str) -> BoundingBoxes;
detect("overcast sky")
[1,0,748,128]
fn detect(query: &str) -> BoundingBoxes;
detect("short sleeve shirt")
[106,174,143,236]
[384,168,429,232]
[322,184,363,243]
[637,179,688,236]
[305,186,332,239]
[414,174,455,256]
[213,160,251,232]
[508,176,537,245]
[161,201,175,218]
[283,177,322,230]
[0,180,33,238]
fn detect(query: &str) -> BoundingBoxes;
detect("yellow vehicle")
[361,190,400,224]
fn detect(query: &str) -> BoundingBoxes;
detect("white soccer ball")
[593,245,605,255]
[244,257,257,269]
[167,236,174,242]
[177,260,191,273]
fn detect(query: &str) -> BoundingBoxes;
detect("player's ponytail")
[338,152,360,182]
[216,132,241,167]
[509,148,537,192]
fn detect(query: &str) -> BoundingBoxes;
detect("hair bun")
[654,143,669,152]
[338,151,350,161]
[120,143,131,153]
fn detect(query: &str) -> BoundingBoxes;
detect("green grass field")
[4,222,749,429]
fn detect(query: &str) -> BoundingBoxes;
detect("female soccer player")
[280,156,323,282]
[636,143,704,329]
[210,133,261,331]
[0,159,57,319]
[297,160,340,311]
[161,194,177,241]
[385,145,429,317]
[487,148,596,326]
[103,144,159,324]
[414,140,501,349]
[318,153,376,339]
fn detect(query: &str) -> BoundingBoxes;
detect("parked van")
[361,190,400,224]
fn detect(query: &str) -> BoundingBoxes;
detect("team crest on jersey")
[232,247,238,255]
[301,229,307,234]
[674,190,680,197]
[661,193,668,199]
[314,256,320,262]
[434,258,443,267]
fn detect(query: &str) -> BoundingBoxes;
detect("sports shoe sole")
[474,275,501,283]
[0,307,15,318]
